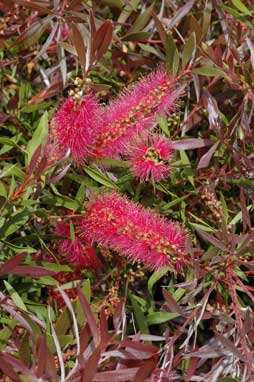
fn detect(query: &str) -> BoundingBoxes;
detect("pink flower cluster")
[50,69,188,271]
[55,221,101,270]
[127,134,174,182]
[50,68,181,182]
[81,192,188,271]
[92,69,180,159]
[51,93,101,163]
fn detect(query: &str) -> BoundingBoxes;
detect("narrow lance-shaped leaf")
[27,112,48,165]
[91,20,113,63]
[71,23,87,70]
[182,32,196,69]
[173,138,212,150]
[77,285,100,345]
[197,141,220,169]
[0,252,27,276]
[162,0,196,29]
[128,3,153,34]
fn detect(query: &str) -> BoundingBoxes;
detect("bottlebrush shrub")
[92,68,182,158]
[127,133,174,182]
[50,92,101,162]
[81,192,188,270]
[55,221,101,270]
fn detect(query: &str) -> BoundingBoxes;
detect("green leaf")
[99,0,124,9]
[122,32,151,41]
[166,34,179,75]
[157,115,169,137]
[231,0,252,16]
[192,66,226,77]
[202,1,212,37]
[188,212,216,232]
[45,189,81,210]
[18,82,31,108]
[128,3,153,33]
[0,240,36,254]
[47,334,74,353]
[21,102,52,113]
[55,308,72,336]
[182,32,196,69]
[161,193,191,211]
[0,209,30,239]
[84,166,119,189]
[0,182,7,198]
[40,262,72,272]
[26,111,48,165]
[35,276,59,286]
[146,312,180,325]
[69,221,75,243]
[148,266,170,296]
[220,192,228,224]
[4,281,27,311]
[95,158,129,168]
[229,205,253,225]
[130,294,149,334]
[0,165,25,180]
[179,151,194,186]
[0,136,23,151]
[220,5,252,27]
[189,222,216,232]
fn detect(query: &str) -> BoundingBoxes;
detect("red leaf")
[133,360,157,382]
[94,368,139,382]
[162,289,186,316]
[0,112,9,124]
[11,0,53,14]
[240,187,251,231]
[173,138,212,151]
[162,0,196,30]
[77,285,100,345]
[0,355,22,381]
[27,144,42,176]
[0,353,31,378]
[185,356,199,381]
[113,298,125,333]
[197,141,220,169]
[71,23,87,69]
[10,265,55,277]
[195,228,226,250]
[81,346,101,382]
[36,335,57,380]
[100,309,111,345]
[215,332,244,361]
[119,340,157,354]
[79,323,92,354]
[0,253,27,276]
[91,20,113,62]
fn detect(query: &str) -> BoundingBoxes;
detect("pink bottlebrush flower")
[81,192,188,271]
[55,221,101,270]
[51,93,101,163]
[127,134,174,182]
[92,68,182,159]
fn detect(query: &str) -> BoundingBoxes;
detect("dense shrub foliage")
[0,1,254,381]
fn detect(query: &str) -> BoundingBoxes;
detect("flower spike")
[51,93,101,163]
[92,68,183,158]
[81,192,188,271]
